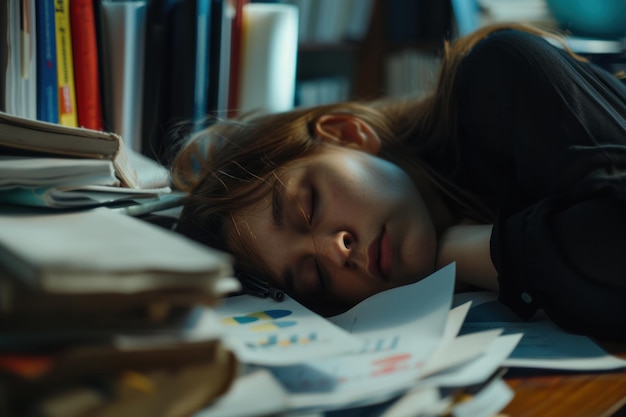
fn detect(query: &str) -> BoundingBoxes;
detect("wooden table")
[502,342,626,417]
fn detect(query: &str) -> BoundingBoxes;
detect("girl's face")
[233,143,438,308]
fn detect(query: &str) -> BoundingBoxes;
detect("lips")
[367,226,392,282]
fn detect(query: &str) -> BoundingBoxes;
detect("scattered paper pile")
[199,264,522,417]
[196,261,626,417]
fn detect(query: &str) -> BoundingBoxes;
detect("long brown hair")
[170,23,577,289]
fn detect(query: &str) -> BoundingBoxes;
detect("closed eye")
[307,185,317,226]
[314,258,327,292]
[306,184,326,293]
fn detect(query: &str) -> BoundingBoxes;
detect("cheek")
[232,213,286,282]
[252,228,288,280]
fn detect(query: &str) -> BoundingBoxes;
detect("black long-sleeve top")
[429,30,626,340]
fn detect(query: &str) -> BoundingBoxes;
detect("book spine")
[216,0,234,114]
[69,0,103,130]
[195,0,212,120]
[207,0,223,113]
[140,0,177,163]
[101,1,147,154]
[167,0,199,122]
[35,0,59,123]
[54,0,78,127]
[227,0,248,118]
[238,3,298,114]
[22,0,38,120]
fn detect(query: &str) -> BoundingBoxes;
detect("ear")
[313,114,382,155]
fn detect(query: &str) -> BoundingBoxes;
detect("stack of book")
[0,207,241,417]
[0,111,176,211]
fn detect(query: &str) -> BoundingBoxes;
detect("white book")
[0,156,117,189]
[0,110,139,188]
[0,208,236,296]
[101,0,147,153]
[238,3,299,115]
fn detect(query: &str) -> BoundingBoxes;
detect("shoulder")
[456,28,574,88]
[465,28,563,67]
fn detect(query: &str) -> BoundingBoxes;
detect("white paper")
[127,149,171,189]
[441,302,472,344]
[266,264,460,412]
[418,333,522,389]
[453,291,626,370]
[215,294,362,365]
[102,1,147,153]
[452,378,513,417]
[193,369,289,417]
[380,387,449,417]
[329,263,456,360]
[420,329,503,377]
[211,265,517,415]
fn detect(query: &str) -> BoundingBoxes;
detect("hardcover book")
[0,110,138,188]
[0,208,235,298]
[36,0,59,123]
[54,0,78,127]
[70,0,104,130]
[101,1,147,152]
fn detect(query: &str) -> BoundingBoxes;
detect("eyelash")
[315,259,326,292]
[307,185,325,291]
[307,186,317,226]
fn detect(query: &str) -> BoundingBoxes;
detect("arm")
[436,223,498,291]
[454,30,626,340]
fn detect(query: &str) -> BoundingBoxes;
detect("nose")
[313,230,357,269]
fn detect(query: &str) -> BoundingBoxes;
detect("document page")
[453,291,626,370]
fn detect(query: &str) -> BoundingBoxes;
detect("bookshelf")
[289,0,379,104]
[0,0,456,165]
[316,0,626,102]
[294,0,455,103]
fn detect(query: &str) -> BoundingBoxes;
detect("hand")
[436,222,499,291]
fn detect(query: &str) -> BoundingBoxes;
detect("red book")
[227,0,248,118]
[69,0,103,130]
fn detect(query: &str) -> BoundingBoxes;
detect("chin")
[400,266,435,287]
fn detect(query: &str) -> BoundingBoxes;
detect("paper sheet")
[215,294,362,365]
[265,264,463,412]
[213,265,518,414]
[193,369,290,417]
[453,291,626,370]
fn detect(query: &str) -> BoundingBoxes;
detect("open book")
[0,111,139,188]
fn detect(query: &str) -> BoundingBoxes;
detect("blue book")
[35,0,59,123]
